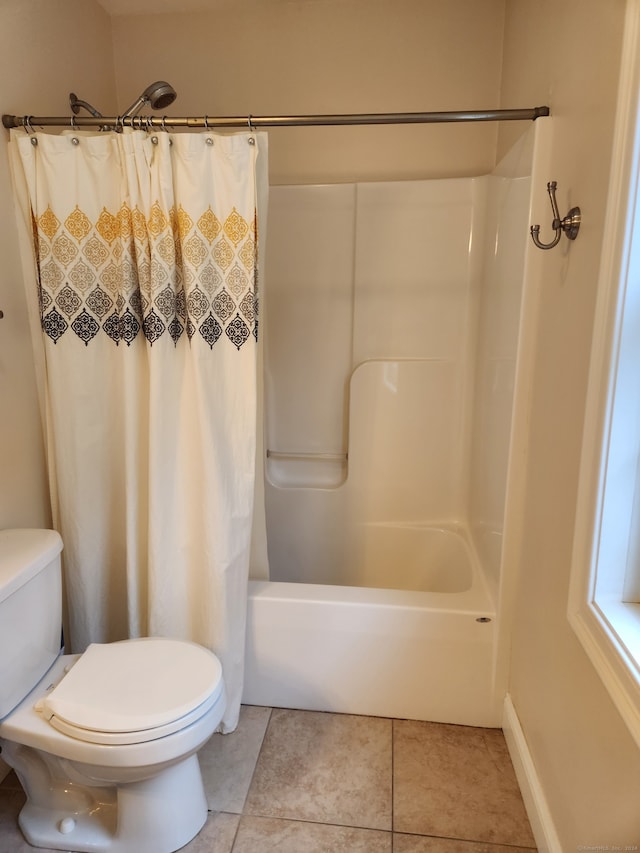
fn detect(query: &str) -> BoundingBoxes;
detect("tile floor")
[0,705,537,853]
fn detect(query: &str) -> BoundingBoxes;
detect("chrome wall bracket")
[530,181,581,250]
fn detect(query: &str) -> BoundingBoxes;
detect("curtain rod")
[2,106,550,131]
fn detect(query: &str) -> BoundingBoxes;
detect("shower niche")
[263,127,537,599]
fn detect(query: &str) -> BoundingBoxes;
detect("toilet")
[0,528,226,853]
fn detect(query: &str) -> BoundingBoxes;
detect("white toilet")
[0,528,226,853]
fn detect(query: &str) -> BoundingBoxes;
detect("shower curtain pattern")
[10,129,266,732]
[35,198,257,349]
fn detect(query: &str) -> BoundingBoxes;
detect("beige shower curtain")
[10,128,268,732]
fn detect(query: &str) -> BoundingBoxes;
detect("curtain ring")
[70,112,77,130]
[247,114,255,132]
[25,116,38,143]
[161,116,173,144]
[204,115,209,130]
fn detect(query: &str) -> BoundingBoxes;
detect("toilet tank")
[0,529,64,719]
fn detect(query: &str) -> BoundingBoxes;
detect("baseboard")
[502,694,562,853]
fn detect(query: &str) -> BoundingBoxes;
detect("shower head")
[121,81,177,119]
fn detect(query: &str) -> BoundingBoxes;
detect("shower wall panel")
[348,359,464,523]
[353,180,477,363]
[468,129,535,600]
[265,185,356,488]
[263,178,483,584]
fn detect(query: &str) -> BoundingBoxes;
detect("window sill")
[596,598,640,676]
[569,601,640,749]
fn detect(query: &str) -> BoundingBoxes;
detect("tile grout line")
[229,705,273,853]
[237,706,273,819]
[396,827,538,849]
[228,811,395,834]
[227,812,242,853]
[391,717,395,853]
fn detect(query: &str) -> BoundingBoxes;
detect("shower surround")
[244,122,544,725]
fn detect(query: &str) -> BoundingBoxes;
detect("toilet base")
[16,753,208,853]
[20,799,118,852]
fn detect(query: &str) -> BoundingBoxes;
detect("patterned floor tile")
[393,720,535,847]
[199,704,272,812]
[244,708,392,830]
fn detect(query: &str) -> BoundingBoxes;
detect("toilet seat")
[38,638,224,745]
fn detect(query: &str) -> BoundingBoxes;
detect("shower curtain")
[9,128,268,732]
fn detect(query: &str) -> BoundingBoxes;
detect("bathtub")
[243,524,500,727]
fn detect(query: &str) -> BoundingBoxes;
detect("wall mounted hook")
[530,181,581,250]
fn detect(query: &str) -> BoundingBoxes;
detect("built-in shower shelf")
[266,449,348,489]
[267,450,348,461]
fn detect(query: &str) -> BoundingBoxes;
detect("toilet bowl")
[0,530,227,853]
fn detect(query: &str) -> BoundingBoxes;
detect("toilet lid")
[39,638,224,745]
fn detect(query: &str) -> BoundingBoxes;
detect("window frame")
[568,0,640,749]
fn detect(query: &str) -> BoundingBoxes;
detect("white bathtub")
[243,524,500,726]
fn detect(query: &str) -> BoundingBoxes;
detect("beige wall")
[0,0,116,528]
[500,1,640,848]
[110,0,506,184]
